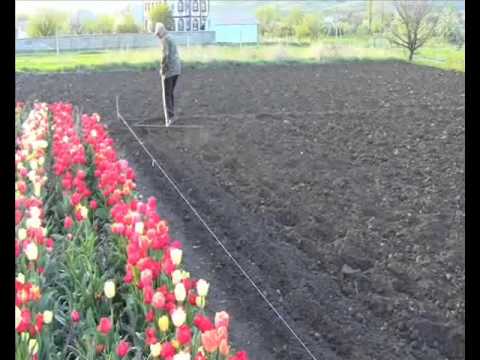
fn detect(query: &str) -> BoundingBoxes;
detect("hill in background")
[209,0,464,24]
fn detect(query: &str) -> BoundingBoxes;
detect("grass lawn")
[15,41,465,73]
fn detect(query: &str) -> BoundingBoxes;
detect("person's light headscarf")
[154,22,167,38]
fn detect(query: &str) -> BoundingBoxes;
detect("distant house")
[16,19,28,39]
[209,12,258,44]
[141,0,258,43]
[143,0,210,32]
[130,3,146,29]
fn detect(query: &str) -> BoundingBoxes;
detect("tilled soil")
[16,62,465,360]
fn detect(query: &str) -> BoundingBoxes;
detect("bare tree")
[389,0,438,61]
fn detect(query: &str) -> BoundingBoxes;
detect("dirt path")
[16,62,465,360]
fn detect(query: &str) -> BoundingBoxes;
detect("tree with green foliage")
[69,10,95,35]
[287,8,305,29]
[116,13,140,33]
[294,14,323,42]
[84,15,115,34]
[149,3,174,31]
[27,9,68,37]
[388,0,438,61]
[436,6,463,45]
[255,5,282,37]
[357,17,383,35]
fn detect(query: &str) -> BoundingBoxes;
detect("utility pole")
[55,27,60,56]
[368,0,373,34]
[381,0,385,34]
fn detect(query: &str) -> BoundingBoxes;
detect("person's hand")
[161,66,167,77]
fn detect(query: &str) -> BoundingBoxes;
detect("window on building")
[178,18,184,31]
[178,0,184,12]
[201,0,207,12]
[200,17,206,30]
[193,0,199,12]
[193,18,199,31]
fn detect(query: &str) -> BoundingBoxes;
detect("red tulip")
[64,216,73,229]
[146,309,155,322]
[229,351,249,360]
[160,342,176,358]
[97,317,112,335]
[193,314,214,333]
[143,286,154,305]
[16,309,32,332]
[176,324,192,345]
[116,340,130,358]
[71,310,80,322]
[145,327,158,345]
[35,313,44,333]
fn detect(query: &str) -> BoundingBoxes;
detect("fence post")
[257,24,259,47]
[55,29,60,55]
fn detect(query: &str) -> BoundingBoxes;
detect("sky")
[16,0,465,17]
[16,1,132,15]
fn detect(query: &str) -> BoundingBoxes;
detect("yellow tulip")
[158,315,169,332]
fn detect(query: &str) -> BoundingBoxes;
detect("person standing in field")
[154,22,181,123]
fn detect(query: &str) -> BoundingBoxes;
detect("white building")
[15,19,29,39]
[143,0,210,32]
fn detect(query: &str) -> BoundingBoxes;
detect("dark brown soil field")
[16,62,465,360]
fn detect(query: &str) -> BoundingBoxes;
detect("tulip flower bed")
[15,102,248,360]
[15,103,54,359]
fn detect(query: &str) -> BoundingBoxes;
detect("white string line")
[115,96,320,360]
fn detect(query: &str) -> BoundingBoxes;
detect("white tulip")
[29,207,41,218]
[196,279,210,297]
[104,280,116,299]
[173,352,191,360]
[80,206,88,219]
[171,307,186,327]
[25,242,38,261]
[150,342,162,357]
[15,306,21,329]
[26,217,41,229]
[18,228,27,241]
[43,310,53,324]
[16,273,25,284]
[28,339,38,354]
[172,269,183,285]
[170,248,183,265]
[135,222,144,234]
[174,283,186,302]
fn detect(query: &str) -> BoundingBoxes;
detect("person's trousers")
[164,75,179,118]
